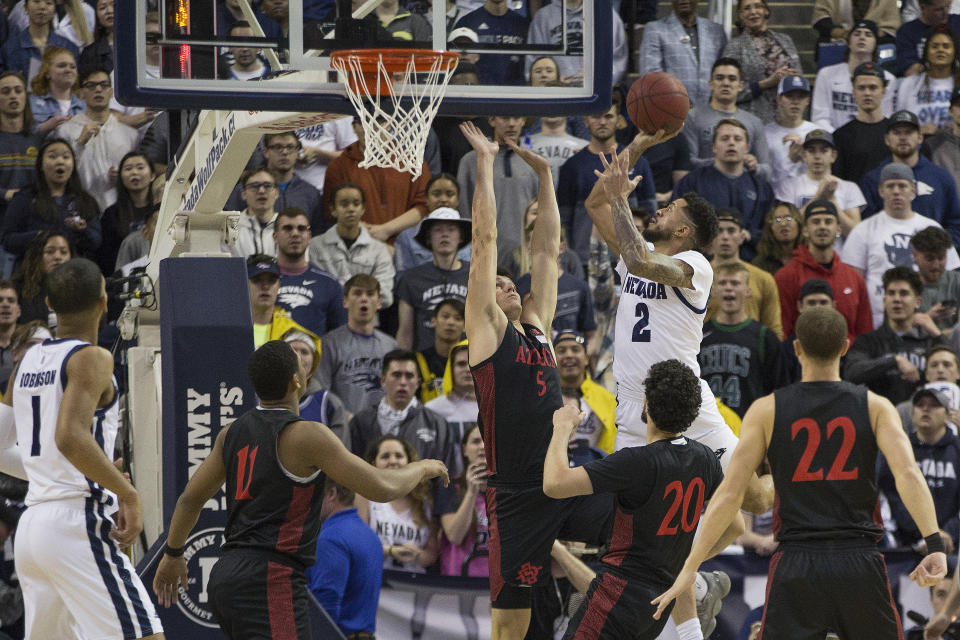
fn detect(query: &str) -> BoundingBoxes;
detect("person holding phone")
[912,226,960,333]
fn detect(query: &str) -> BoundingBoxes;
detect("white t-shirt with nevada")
[774,174,867,211]
[528,131,588,188]
[764,120,819,189]
[295,116,358,191]
[613,249,726,440]
[840,211,960,328]
[896,74,954,131]
[811,62,897,132]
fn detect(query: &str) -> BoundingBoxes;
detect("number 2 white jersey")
[13,339,118,508]
[614,251,727,441]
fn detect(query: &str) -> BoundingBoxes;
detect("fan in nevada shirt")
[276,265,347,336]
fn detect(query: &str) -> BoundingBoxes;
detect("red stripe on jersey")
[472,362,497,475]
[485,488,505,602]
[771,492,781,537]
[873,497,884,532]
[266,561,297,640]
[602,507,634,568]
[882,560,905,640]
[275,485,315,554]
[757,550,783,640]
[572,572,627,640]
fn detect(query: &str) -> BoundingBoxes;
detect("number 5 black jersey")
[768,381,883,543]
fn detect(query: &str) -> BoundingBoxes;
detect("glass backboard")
[114,0,612,116]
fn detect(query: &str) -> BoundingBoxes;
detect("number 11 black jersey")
[768,381,884,543]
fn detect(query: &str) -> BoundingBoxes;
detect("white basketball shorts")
[614,383,739,472]
[15,498,162,640]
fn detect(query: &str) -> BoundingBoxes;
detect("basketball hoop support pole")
[126,108,348,549]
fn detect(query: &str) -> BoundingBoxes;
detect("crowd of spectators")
[7,0,960,636]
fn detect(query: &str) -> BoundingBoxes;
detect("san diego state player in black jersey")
[460,122,612,638]
[653,307,948,639]
[543,359,744,639]
[153,341,448,639]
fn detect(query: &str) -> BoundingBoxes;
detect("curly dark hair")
[882,265,924,297]
[911,226,953,254]
[679,192,718,251]
[643,359,702,434]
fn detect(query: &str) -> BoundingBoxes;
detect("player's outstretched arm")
[292,419,448,502]
[583,128,677,259]
[595,150,694,289]
[651,394,772,620]
[57,347,141,543]
[550,540,596,594]
[460,121,508,364]
[154,424,230,607]
[871,392,948,586]
[506,139,559,332]
[543,404,593,499]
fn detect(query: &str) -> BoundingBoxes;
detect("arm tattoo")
[610,195,693,288]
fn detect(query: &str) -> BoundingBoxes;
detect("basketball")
[626,72,690,135]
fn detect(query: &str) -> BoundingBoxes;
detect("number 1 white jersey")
[12,339,118,508]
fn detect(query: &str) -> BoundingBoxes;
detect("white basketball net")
[332,51,459,180]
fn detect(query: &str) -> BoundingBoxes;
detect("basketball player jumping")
[653,307,948,638]
[153,340,448,639]
[1,258,164,639]
[460,121,612,639]
[584,133,774,639]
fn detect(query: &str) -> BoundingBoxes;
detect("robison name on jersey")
[12,339,119,509]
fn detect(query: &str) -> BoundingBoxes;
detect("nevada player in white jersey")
[0,258,163,639]
[585,134,774,640]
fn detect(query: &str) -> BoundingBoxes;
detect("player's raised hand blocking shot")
[460,121,614,640]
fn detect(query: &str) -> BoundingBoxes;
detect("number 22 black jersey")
[768,381,883,542]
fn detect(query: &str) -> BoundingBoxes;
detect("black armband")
[164,543,185,557]
[925,532,946,555]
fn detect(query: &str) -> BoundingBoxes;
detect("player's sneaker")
[697,570,731,635]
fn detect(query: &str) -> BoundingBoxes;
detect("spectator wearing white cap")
[396,208,471,351]
[895,345,960,432]
[283,327,352,448]
[307,182,395,307]
[811,20,898,131]
[764,75,819,189]
[774,129,866,239]
[394,173,472,278]
[842,162,960,327]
